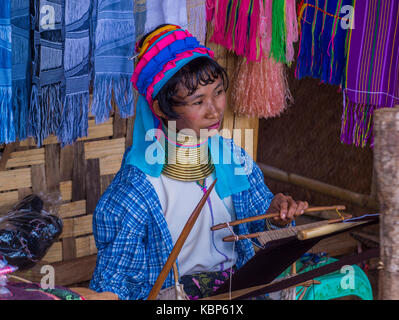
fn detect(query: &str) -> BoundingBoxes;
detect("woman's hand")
[267,193,309,227]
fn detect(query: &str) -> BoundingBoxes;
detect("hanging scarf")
[187,0,207,45]
[295,0,353,86]
[11,0,30,142]
[30,0,65,147]
[144,0,188,34]
[57,1,91,146]
[126,26,251,199]
[134,0,147,42]
[341,0,399,147]
[231,56,292,119]
[0,1,15,144]
[91,0,135,124]
[207,0,262,62]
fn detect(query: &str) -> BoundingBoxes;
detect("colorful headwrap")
[126,25,251,199]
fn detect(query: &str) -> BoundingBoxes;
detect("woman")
[88,24,308,300]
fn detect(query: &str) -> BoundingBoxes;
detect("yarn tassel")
[29,84,62,147]
[234,0,251,57]
[58,92,89,147]
[0,86,16,144]
[248,0,261,61]
[340,95,375,148]
[285,0,298,65]
[270,0,287,64]
[210,0,230,45]
[206,0,216,22]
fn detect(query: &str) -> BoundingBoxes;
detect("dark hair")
[137,25,229,120]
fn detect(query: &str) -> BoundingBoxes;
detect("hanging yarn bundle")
[30,0,65,147]
[295,0,353,86]
[231,56,293,119]
[58,1,91,146]
[11,0,31,142]
[207,0,262,62]
[91,0,136,124]
[341,0,399,148]
[227,0,297,118]
[0,1,16,144]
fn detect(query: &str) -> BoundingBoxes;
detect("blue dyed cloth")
[91,0,136,124]
[57,1,91,146]
[0,1,15,144]
[11,0,30,142]
[30,0,65,147]
[90,142,275,300]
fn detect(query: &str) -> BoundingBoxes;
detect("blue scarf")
[58,1,91,146]
[30,0,65,147]
[91,0,136,124]
[11,0,30,142]
[0,1,15,144]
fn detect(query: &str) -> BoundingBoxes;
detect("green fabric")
[277,256,373,300]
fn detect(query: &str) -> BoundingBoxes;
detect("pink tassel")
[261,0,273,57]
[248,0,261,61]
[232,56,293,118]
[285,0,298,64]
[206,0,216,22]
[224,0,239,50]
[210,0,230,45]
[234,0,251,57]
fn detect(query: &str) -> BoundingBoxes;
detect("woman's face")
[168,76,226,138]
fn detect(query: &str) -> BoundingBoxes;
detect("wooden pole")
[257,162,379,210]
[374,106,399,300]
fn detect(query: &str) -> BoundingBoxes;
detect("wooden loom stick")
[222,215,352,242]
[211,205,347,231]
[147,179,217,300]
[201,279,321,301]
[297,221,368,240]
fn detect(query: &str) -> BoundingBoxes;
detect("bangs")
[177,57,229,96]
[155,57,229,119]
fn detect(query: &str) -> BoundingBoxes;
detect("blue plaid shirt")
[89,142,275,300]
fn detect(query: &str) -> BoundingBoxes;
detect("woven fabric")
[91,0,135,124]
[295,0,353,86]
[0,1,15,144]
[11,0,31,142]
[30,0,65,147]
[341,0,399,147]
[57,1,91,146]
[144,0,188,34]
[187,0,207,45]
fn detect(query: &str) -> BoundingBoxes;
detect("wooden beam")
[14,254,97,287]
[257,162,379,210]
[374,106,399,300]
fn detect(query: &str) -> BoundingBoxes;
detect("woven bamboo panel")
[0,105,135,276]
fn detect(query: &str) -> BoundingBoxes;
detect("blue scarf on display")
[0,1,15,144]
[11,0,30,142]
[91,0,136,124]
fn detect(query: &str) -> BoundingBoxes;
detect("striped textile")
[58,1,91,146]
[30,0,65,147]
[295,0,353,86]
[0,1,15,144]
[11,0,31,142]
[341,0,399,147]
